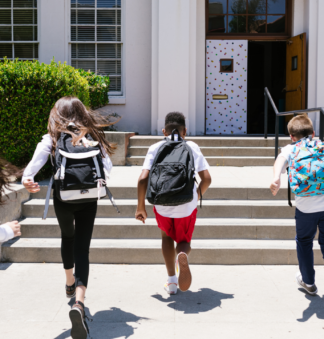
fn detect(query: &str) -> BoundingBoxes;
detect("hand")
[135,208,147,224]
[6,221,21,237]
[23,179,40,193]
[270,178,280,196]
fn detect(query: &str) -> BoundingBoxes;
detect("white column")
[303,0,324,135]
[151,0,205,135]
[38,0,69,64]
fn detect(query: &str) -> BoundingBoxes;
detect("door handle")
[283,81,303,93]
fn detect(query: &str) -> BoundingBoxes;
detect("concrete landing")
[1,264,324,339]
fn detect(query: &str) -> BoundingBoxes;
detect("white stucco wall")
[292,0,324,135]
[107,0,152,134]
[38,0,69,64]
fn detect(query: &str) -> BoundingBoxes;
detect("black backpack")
[42,132,120,219]
[146,129,201,206]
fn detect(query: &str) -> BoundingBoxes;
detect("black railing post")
[275,115,279,159]
[264,90,268,139]
[320,108,324,141]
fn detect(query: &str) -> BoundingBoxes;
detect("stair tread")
[129,136,292,140]
[3,238,314,249]
[127,155,274,159]
[20,217,296,226]
[129,146,276,150]
[24,199,295,207]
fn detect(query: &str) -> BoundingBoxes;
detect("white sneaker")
[176,252,192,292]
[295,272,318,295]
[164,281,178,295]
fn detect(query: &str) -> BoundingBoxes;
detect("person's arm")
[0,221,21,242]
[270,156,288,196]
[22,134,52,193]
[135,170,150,224]
[197,169,212,200]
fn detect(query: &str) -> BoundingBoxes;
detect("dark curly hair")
[0,158,23,206]
[164,112,186,134]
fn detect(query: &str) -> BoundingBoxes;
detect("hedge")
[77,68,110,109]
[0,59,110,179]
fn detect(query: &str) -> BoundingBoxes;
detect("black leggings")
[53,196,97,288]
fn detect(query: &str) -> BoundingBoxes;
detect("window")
[70,0,122,94]
[207,0,288,35]
[220,59,233,72]
[0,0,38,60]
[292,55,297,71]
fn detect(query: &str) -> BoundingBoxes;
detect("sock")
[305,283,314,287]
[168,275,178,284]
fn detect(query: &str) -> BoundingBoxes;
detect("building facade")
[1,0,323,136]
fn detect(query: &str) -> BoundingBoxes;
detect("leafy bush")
[0,59,111,179]
[77,69,110,109]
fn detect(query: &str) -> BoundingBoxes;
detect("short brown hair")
[287,114,314,140]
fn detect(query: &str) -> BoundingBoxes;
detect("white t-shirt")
[142,137,210,218]
[279,144,324,213]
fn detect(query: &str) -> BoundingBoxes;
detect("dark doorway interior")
[247,41,286,134]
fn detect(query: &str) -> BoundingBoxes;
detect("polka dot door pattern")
[206,40,248,135]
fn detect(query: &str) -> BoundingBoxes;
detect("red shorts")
[153,207,198,243]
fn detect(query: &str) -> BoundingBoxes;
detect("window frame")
[0,0,39,60]
[69,0,123,96]
[206,0,292,40]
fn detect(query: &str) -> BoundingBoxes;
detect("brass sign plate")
[212,94,228,100]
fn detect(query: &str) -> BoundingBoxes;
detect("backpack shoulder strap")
[42,175,54,220]
[287,168,292,208]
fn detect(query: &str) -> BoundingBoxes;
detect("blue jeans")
[295,208,324,285]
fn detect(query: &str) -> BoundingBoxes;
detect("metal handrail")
[264,87,324,158]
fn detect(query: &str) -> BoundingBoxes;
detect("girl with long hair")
[0,159,22,242]
[22,96,116,339]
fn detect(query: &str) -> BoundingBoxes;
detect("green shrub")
[77,69,110,109]
[0,59,96,179]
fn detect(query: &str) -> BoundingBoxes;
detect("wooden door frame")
[205,0,292,41]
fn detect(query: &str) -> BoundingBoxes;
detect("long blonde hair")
[47,96,117,156]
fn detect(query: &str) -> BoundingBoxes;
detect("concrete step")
[128,146,275,157]
[2,238,322,265]
[129,136,292,148]
[33,185,293,201]
[20,218,297,240]
[127,156,274,166]
[22,199,295,219]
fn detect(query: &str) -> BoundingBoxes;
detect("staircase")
[2,136,323,265]
[127,136,290,166]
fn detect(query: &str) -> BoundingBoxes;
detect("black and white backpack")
[146,129,202,207]
[43,132,120,219]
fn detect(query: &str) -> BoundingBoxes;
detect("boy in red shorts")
[135,112,211,294]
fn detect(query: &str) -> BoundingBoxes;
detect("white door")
[206,40,248,135]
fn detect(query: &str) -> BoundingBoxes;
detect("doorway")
[247,41,286,134]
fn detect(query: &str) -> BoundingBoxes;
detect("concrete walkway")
[1,264,324,339]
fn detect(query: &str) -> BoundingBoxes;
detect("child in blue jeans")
[270,114,322,295]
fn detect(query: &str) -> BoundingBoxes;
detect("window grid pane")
[0,1,38,60]
[71,0,122,93]
[208,0,287,34]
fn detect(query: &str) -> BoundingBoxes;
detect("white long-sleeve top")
[22,134,113,183]
[0,223,14,243]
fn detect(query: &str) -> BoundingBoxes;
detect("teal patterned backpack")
[288,137,324,205]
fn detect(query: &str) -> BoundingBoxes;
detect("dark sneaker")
[296,273,318,295]
[69,301,90,339]
[66,282,76,299]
